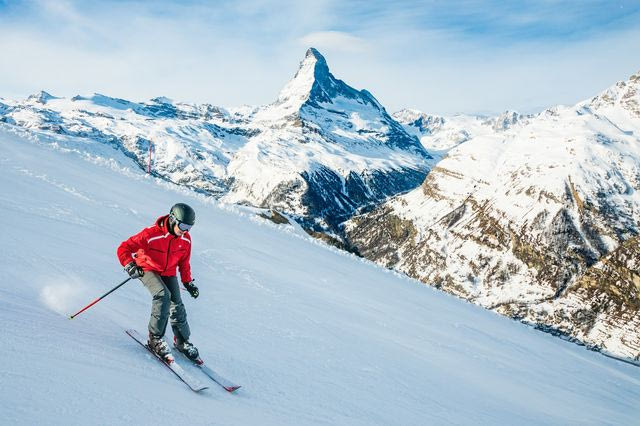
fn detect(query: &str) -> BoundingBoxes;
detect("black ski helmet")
[169,203,196,226]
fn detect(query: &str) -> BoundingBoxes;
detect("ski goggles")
[170,212,194,232]
[177,221,193,232]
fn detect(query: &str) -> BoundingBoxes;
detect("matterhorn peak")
[275,47,331,107]
[260,47,383,123]
[305,47,323,59]
[301,48,330,76]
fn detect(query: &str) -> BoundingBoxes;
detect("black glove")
[183,280,199,299]
[124,261,144,279]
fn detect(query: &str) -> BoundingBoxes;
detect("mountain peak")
[305,47,324,61]
[266,47,384,120]
[586,70,640,117]
[27,91,57,104]
[275,47,331,108]
[303,48,329,73]
[150,96,174,105]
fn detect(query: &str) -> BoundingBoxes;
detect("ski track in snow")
[1,124,640,425]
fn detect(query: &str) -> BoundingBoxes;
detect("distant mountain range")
[0,48,431,232]
[2,49,638,360]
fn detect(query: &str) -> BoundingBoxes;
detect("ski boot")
[174,336,200,362]
[148,334,173,361]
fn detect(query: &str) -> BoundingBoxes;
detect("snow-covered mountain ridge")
[346,70,640,360]
[0,48,431,232]
[392,108,527,157]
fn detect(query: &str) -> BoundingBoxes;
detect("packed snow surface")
[1,124,639,425]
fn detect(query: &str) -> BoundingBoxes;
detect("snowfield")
[1,123,639,425]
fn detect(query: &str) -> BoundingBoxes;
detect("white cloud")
[298,31,369,53]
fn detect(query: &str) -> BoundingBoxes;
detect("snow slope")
[1,123,639,425]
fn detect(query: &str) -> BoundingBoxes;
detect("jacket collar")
[156,215,174,235]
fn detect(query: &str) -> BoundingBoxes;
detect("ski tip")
[226,386,241,393]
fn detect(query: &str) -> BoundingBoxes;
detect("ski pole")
[69,276,132,319]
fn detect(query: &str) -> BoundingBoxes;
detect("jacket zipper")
[164,237,173,274]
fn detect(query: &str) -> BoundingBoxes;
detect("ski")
[125,329,208,392]
[198,362,241,393]
[175,348,241,393]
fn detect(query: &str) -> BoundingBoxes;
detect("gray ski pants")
[139,272,190,342]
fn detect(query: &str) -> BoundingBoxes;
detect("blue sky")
[1,0,639,115]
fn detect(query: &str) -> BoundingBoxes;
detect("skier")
[117,203,200,361]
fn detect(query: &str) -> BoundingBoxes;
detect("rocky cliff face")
[346,71,640,360]
[520,235,640,357]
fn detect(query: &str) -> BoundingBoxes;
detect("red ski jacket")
[117,215,192,283]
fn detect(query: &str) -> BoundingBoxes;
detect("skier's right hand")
[125,261,144,279]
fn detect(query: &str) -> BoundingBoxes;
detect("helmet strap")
[167,215,177,235]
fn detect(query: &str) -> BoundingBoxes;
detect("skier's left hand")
[183,280,199,299]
